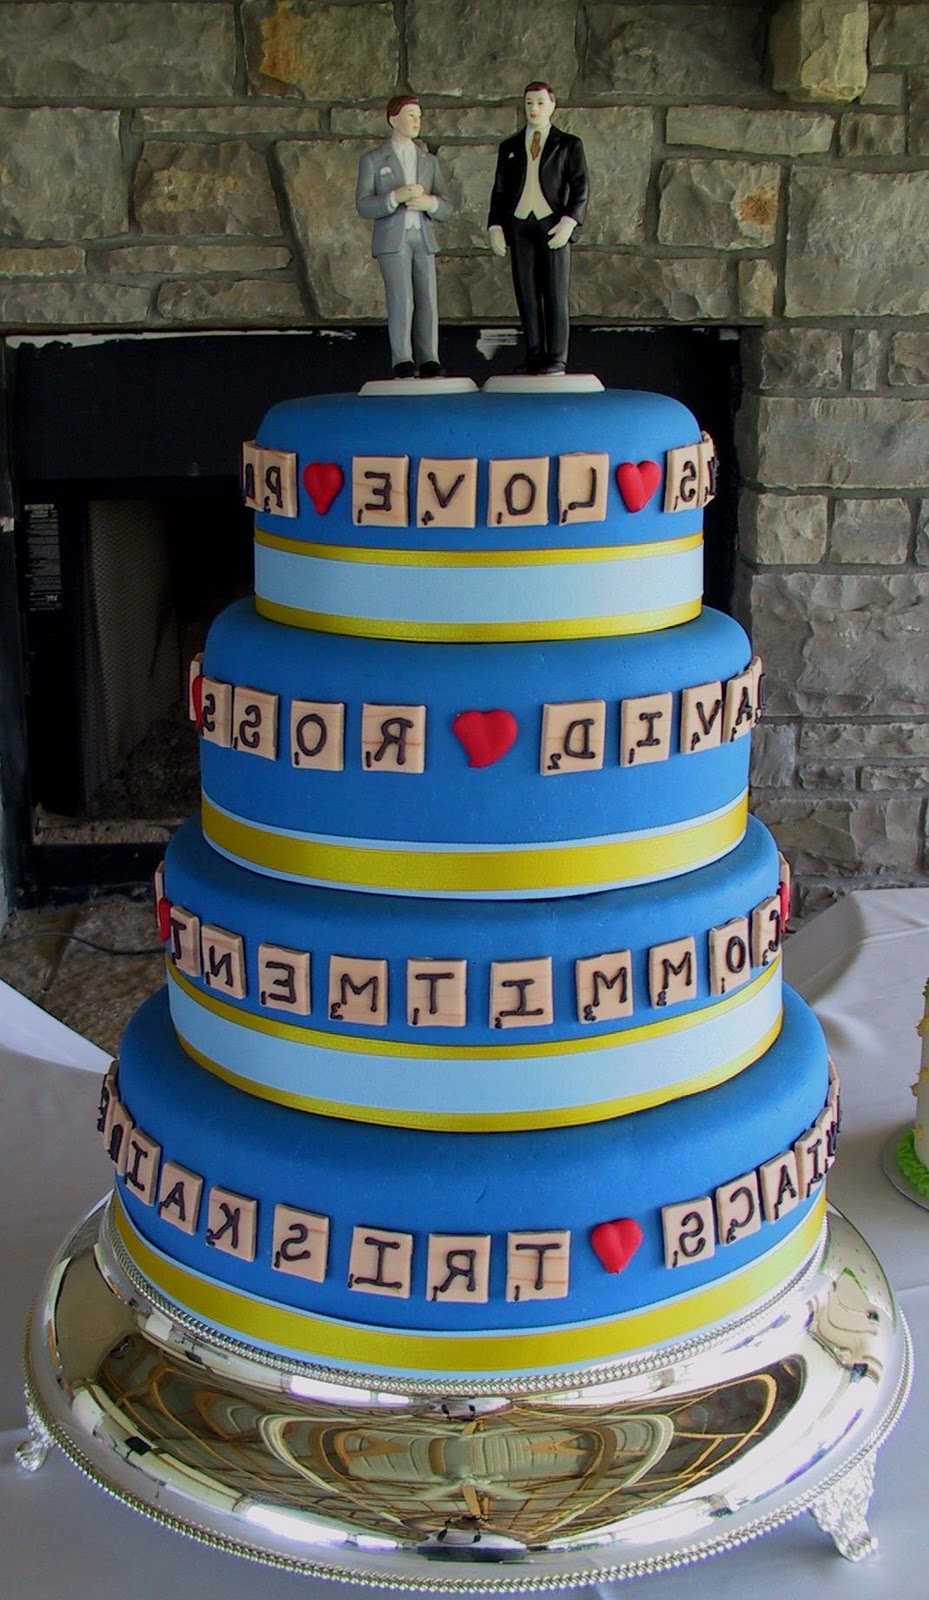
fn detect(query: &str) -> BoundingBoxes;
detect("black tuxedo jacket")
[487,126,589,238]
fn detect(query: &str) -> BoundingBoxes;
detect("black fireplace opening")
[3,327,741,906]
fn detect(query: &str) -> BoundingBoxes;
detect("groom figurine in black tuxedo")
[488,82,589,375]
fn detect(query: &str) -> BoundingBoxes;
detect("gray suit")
[356,138,453,368]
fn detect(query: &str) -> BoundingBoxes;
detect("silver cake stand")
[19,1197,911,1591]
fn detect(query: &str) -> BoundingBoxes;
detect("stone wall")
[1,0,929,912]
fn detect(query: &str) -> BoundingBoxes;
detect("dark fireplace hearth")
[2,327,740,906]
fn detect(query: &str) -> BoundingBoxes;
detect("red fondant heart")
[190,671,204,728]
[590,1217,644,1274]
[303,461,344,514]
[779,878,791,933]
[156,896,173,944]
[616,460,661,512]
[452,709,518,769]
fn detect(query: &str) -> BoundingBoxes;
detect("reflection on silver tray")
[882,1123,929,1214]
[20,1197,911,1592]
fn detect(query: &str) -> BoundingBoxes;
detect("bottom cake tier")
[104,986,835,1379]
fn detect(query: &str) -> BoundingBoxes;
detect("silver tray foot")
[810,1452,878,1561]
[15,1400,53,1474]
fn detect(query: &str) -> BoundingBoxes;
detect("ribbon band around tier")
[112,1192,826,1377]
[201,792,749,897]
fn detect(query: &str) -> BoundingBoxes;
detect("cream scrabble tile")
[723,666,755,743]
[506,1231,570,1301]
[242,441,298,517]
[487,456,549,528]
[715,1171,762,1246]
[557,452,609,526]
[758,1151,800,1224]
[272,1204,330,1282]
[427,1233,491,1303]
[361,703,426,774]
[575,950,634,1023]
[540,699,606,775]
[290,699,345,770]
[106,1100,133,1176]
[352,455,409,527]
[620,692,672,768]
[328,955,388,1026]
[187,652,203,723]
[680,680,724,754]
[348,1225,413,1297]
[157,1161,204,1235]
[200,677,234,747]
[794,1125,827,1200]
[416,457,478,528]
[201,924,247,999]
[648,936,697,1008]
[166,905,201,978]
[663,441,704,513]
[708,915,752,997]
[750,894,783,969]
[662,1196,716,1268]
[122,1128,162,1206]
[258,943,311,1014]
[205,1186,258,1261]
[490,957,554,1029]
[232,685,279,760]
[406,959,467,1027]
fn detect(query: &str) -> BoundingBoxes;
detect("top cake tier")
[245,383,714,644]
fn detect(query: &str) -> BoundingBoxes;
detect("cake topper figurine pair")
[356,83,589,378]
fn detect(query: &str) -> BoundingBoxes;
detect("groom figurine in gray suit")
[356,97,453,379]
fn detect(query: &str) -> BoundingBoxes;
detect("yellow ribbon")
[168,960,782,1131]
[255,527,703,568]
[113,1193,825,1375]
[202,791,748,894]
[254,596,701,642]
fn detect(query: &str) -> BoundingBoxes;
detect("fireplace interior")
[3,328,740,906]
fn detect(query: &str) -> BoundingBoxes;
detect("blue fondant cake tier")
[198,600,754,897]
[249,388,710,642]
[112,986,829,1378]
[162,814,783,1129]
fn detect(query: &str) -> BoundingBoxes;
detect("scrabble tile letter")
[558,452,609,526]
[506,1231,570,1301]
[328,956,388,1025]
[291,700,345,771]
[575,950,633,1023]
[416,457,478,528]
[541,700,606,775]
[361,703,426,774]
[648,937,697,1008]
[272,1204,330,1282]
[490,958,553,1029]
[620,692,672,767]
[662,1197,716,1267]
[258,943,311,1015]
[406,959,467,1027]
[427,1234,491,1302]
[488,457,549,528]
[348,1226,413,1297]
[352,456,409,527]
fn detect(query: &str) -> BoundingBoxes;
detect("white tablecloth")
[2,889,929,1598]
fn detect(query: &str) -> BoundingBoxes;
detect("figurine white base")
[20,1199,910,1592]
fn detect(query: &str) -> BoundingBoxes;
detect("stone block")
[0,283,150,327]
[753,794,922,876]
[135,143,281,237]
[556,109,651,245]
[801,721,929,759]
[744,327,843,392]
[888,332,929,387]
[0,3,235,97]
[408,0,578,97]
[769,0,868,103]
[583,5,760,96]
[101,244,292,275]
[918,501,929,566]
[740,395,929,490]
[870,5,929,67]
[738,260,778,319]
[278,140,384,319]
[830,498,910,564]
[859,764,929,792]
[666,105,833,155]
[796,761,855,790]
[0,109,127,240]
[659,160,780,250]
[243,1,398,100]
[133,107,323,136]
[436,254,515,320]
[570,253,737,321]
[739,491,828,565]
[334,106,518,139]
[850,329,881,391]
[156,279,304,324]
[0,247,84,278]
[859,72,905,109]
[746,571,929,716]
[795,883,844,921]
[750,722,797,787]
[911,73,929,156]
[438,146,504,250]
[839,112,906,157]
[786,171,929,315]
